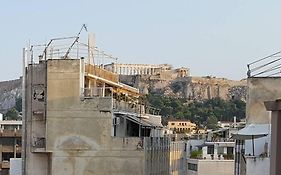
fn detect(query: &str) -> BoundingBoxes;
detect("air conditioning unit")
[113,117,121,125]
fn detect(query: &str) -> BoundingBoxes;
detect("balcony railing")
[1,161,10,169]
[113,99,142,114]
[0,130,21,137]
[83,87,113,98]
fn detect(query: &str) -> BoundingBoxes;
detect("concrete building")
[167,120,196,134]
[246,51,281,175]
[22,34,186,175]
[0,120,22,175]
[185,125,236,175]
[186,138,235,175]
[232,77,278,175]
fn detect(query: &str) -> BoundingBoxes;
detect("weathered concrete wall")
[247,77,281,124]
[25,62,49,175]
[44,59,145,175]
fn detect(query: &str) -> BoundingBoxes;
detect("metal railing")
[113,99,142,114]
[83,87,113,98]
[247,50,281,77]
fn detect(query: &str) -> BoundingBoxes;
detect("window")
[217,147,224,155]
[171,123,175,126]
[227,147,234,154]
[207,145,214,154]
[188,163,198,171]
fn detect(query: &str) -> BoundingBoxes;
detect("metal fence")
[144,137,186,175]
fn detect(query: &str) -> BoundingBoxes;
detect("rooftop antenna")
[63,24,88,59]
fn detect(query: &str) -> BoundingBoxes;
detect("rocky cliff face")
[119,75,247,101]
[0,78,22,113]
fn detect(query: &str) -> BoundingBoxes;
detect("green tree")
[4,108,19,120]
[206,116,218,130]
[15,97,22,112]
[145,93,246,127]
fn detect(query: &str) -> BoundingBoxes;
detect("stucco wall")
[247,77,281,124]
[46,60,145,175]
[187,159,234,175]
[246,157,269,175]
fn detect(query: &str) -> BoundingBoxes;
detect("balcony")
[83,87,113,98]
[113,99,142,114]
[1,161,10,169]
[1,145,22,153]
[2,146,14,153]
[0,130,21,137]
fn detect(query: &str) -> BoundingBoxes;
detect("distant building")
[104,63,173,76]
[0,120,22,175]
[175,67,189,78]
[167,120,196,134]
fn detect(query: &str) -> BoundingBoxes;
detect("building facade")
[167,120,196,134]
[0,120,22,175]
[22,35,187,175]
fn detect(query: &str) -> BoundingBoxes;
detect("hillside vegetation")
[146,93,245,128]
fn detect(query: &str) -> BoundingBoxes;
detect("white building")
[186,139,235,175]
[232,124,270,175]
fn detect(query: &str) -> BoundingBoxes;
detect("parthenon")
[104,63,172,75]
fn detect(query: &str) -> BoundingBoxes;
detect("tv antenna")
[63,24,88,59]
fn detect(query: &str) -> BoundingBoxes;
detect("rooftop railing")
[83,87,113,98]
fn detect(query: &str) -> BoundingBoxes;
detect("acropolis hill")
[104,63,247,101]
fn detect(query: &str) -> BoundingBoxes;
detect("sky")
[1,0,281,81]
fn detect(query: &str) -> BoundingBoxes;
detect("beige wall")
[187,159,234,175]
[168,121,196,133]
[247,78,281,124]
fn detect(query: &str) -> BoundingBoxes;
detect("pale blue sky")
[1,0,281,81]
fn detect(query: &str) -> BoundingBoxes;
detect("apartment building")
[167,120,196,134]
[22,33,186,175]
[0,120,22,175]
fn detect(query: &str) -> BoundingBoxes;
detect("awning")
[231,124,270,140]
[114,111,163,128]
[126,114,151,127]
